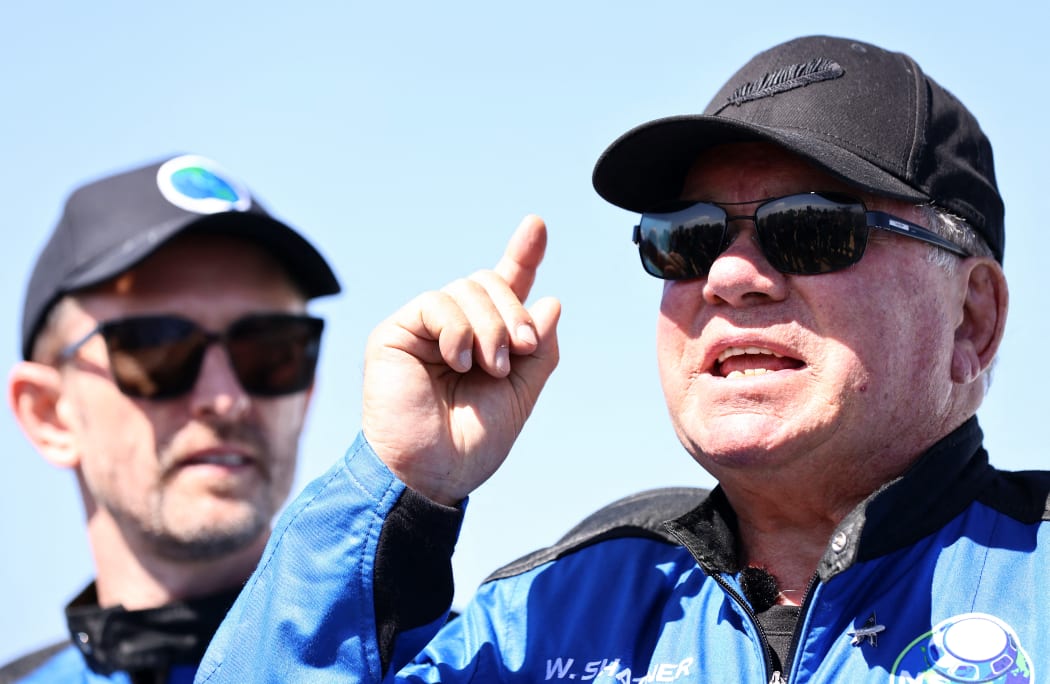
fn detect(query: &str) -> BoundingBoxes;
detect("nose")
[189,342,250,419]
[701,222,789,306]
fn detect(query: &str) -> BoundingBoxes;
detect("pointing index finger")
[494,214,547,303]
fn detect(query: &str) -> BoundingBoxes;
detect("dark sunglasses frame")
[633,191,970,280]
[58,312,325,399]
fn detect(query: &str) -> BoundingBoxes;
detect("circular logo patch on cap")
[156,154,252,214]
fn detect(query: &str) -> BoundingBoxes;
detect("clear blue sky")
[1,0,1046,664]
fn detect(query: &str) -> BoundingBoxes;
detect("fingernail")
[517,324,537,346]
[458,349,473,371]
[495,346,510,376]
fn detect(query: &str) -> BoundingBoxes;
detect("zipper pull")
[770,672,785,684]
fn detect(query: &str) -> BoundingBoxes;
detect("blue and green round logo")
[155,154,251,214]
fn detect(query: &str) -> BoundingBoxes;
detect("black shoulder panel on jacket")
[484,486,710,582]
[0,640,70,683]
[978,469,1050,523]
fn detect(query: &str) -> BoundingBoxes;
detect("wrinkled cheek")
[656,349,710,457]
[655,329,690,408]
[802,352,865,416]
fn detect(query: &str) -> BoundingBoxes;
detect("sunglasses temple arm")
[866,211,970,258]
[56,325,102,363]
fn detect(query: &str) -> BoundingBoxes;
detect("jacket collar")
[664,417,991,580]
[65,582,240,675]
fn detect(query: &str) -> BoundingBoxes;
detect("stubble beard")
[145,505,270,563]
[144,421,281,563]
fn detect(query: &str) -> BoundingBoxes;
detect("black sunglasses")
[633,192,970,280]
[58,313,325,399]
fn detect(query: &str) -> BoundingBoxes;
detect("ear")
[951,259,1008,384]
[8,361,81,468]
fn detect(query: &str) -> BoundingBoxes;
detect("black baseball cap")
[21,154,341,360]
[593,35,1004,262]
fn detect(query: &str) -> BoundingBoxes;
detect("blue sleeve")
[195,433,463,683]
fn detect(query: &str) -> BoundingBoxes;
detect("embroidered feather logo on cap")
[717,57,844,112]
[155,154,252,214]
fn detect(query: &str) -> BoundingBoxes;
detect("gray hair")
[918,204,995,272]
[917,204,997,392]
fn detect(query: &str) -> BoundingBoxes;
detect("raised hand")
[361,215,561,505]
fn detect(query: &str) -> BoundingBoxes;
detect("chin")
[153,506,269,562]
[679,414,807,469]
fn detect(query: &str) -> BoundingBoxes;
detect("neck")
[717,461,890,602]
[733,511,831,606]
[709,422,977,606]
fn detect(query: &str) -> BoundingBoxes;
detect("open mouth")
[182,451,251,468]
[714,346,805,379]
[177,452,255,469]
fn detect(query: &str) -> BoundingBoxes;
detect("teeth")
[196,453,249,467]
[725,368,773,379]
[717,346,783,364]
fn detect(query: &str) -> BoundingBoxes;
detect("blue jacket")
[196,417,1050,683]
[0,585,238,683]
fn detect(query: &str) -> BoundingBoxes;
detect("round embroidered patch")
[156,154,251,214]
[891,613,1032,682]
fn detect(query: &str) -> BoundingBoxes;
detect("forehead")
[74,233,306,322]
[681,142,912,214]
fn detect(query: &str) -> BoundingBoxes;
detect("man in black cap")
[0,154,339,683]
[196,36,1037,682]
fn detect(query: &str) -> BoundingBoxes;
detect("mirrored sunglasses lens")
[100,317,205,398]
[639,204,727,279]
[756,195,867,274]
[226,316,323,396]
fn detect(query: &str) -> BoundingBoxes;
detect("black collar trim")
[664,417,993,579]
[822,416,991,577]
[64,582,240,675]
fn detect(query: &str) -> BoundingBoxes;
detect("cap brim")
[63,212,341,299]
[592,115,931,212]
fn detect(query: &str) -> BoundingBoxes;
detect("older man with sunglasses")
[0,154,339,683]
[197,36,1038,682]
